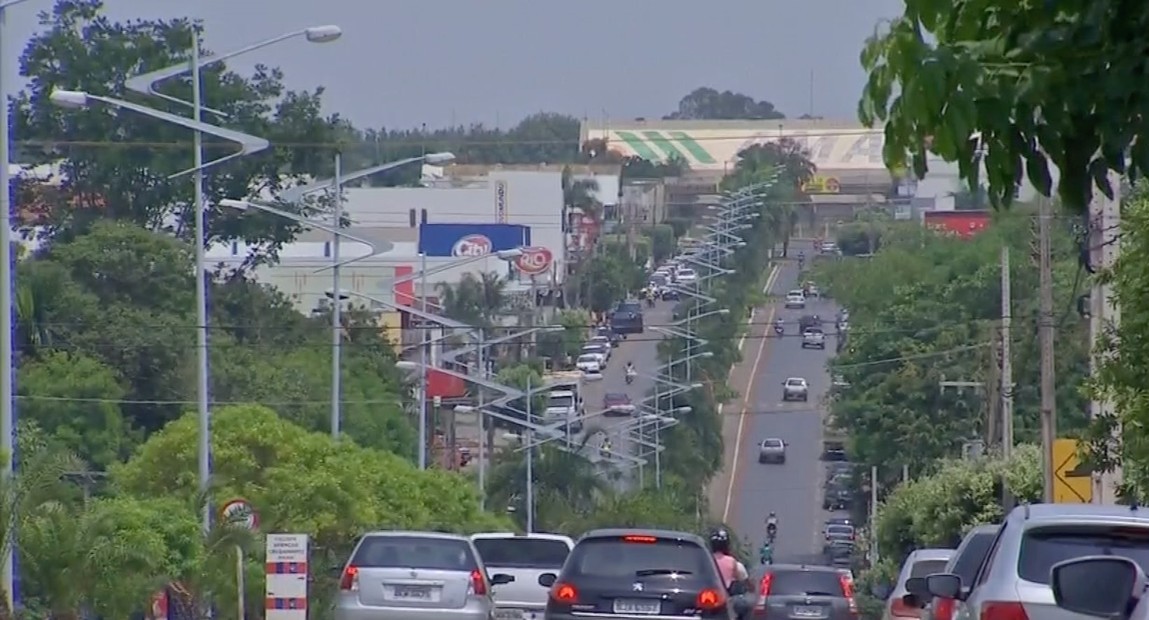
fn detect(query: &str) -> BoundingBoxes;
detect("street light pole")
[330,152,344,439]
[418,251,429,469]
[525,373,534,533]
[189,32,213,538]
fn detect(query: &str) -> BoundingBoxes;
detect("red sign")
[515,246,554,275]
[452,235,493,257]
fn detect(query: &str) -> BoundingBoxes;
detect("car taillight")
[470,570,488,596]
[551,582,578,603]
[340,565,359,591]
[755,572,773,606]
[934,598,956,620]
[889,598,921,618]
[838,573,858,616]
[696,588,726,610]
[980,602,1028,620]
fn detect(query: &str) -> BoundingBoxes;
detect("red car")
[603,393,635,416]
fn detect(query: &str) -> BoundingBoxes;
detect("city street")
[726,261,839,565]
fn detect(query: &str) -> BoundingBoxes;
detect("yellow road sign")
[1053,439,1093,504]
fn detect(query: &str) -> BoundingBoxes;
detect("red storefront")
[923,210,991,238]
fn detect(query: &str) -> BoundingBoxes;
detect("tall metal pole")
[476,332,486,505]
[1091,174,1122,503]
[1038,199,1057,503]
[330,152,343,439]
[654,417,662,489]
[0,5,17,610]
[525,374,534,533]
[418,252,428,469]
[191,32,212,536]
[1000,246,1013,460]
[868,465,879,566]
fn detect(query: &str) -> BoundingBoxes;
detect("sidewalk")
[707,265,779,523]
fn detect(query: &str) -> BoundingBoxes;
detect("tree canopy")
[664,87,785,121]
[857,0,1148,213]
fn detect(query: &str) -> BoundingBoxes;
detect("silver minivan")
[336,530,513,620]
[927,503,1149,620]
[470,532,574,620]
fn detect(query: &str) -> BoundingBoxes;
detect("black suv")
[543,529,733,620]
[755,565,857,620]
[610,302,645,335]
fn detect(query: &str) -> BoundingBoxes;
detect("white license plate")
[521,611,541,620]
[494,610,521,620]
[613,599,660,615]
[791,606,824,618]
[391,585,433,600]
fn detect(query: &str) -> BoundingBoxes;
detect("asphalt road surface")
[579,301,674,487]
[729,261,840,565]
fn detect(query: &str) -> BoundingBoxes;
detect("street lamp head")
[674,406,693,414]
[690,382,704,390]
[699,351,715,358]
[304,25,343,43]
[424,152,456,165]
[219,198,251,211]
[454,405,477,413]
[717,308,731,315]
[324,288,351,301]
[495,248,524,260]
[395,361,419,372]
[49,89,90,109]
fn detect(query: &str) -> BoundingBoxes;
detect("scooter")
[626,370,636,385]
[774,324,784,337]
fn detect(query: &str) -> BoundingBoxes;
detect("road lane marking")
[722,264,780,523]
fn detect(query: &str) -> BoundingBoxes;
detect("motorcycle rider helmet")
[709,528,732,554]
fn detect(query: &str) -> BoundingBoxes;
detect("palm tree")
[437,272,508,328]
[486,441,607,532]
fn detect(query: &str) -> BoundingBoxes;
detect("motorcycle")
[766,522,778,542]
[773,325,784,336]
[625,370,636,385]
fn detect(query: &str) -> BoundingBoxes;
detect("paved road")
[580,302,674,485]
[728,261,841,565]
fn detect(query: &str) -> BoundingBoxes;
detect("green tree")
[11,0,340,249]
[486,443,607,532]
[664,87,785,120]
[437,272,508,328]
[857,0,1143,213]
[17,351,136,468]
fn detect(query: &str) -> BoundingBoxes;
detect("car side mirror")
[904,577,930,600]
[538,573,557,587]
[925,574,963,600]
[901,593,923,609]
[491,573,515,586]
[1052,556,1145,618]
[870,583,892,600]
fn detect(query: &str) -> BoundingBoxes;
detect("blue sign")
[418,223,531,258]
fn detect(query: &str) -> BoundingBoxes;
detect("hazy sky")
[3,0,905,131]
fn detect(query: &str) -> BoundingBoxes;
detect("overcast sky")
[3,0,904,131]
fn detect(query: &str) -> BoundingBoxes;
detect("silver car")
[927,503,1149,620]
[336,530,512,620]
[470,533,574,620]
[883,549,954,620]
[758,438,787,464]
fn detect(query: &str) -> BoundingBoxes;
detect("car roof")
[470,532,575,545]
[786,377,807,382]
[1010,502,1149,522]
[762,438,784,445]
[766,563,843,574]
[361,530,471,541]
[905,548,955,562]
[604,392,628,398]
[579,528,706,546]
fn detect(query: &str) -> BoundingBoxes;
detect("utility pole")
[1090,173,1122,504]
[1000,246,1014,461]
[868,465,879,566]
[1038,198,1057,503]
[985,334,1001,451]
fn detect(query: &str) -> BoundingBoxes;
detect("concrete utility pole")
[1038,198,1057,503]
[868,465,879,566]
[1000,246,1014,460]
[1090,173,1122,504]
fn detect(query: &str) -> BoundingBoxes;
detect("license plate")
[613,599,660,615]
[521,611,541,620]
[791,606,824,618]
[494,610,521,620]
[392,585,432,599]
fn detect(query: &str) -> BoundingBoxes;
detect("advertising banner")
[418,223,531,258]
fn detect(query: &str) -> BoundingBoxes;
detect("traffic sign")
[1053,439,1093,504]
[220,498,259,530]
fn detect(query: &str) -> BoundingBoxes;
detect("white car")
[785,290,807,309]
[576,354,602,373]
[578,347,607,368]
[675,268,698,284]
[782,377,809,401]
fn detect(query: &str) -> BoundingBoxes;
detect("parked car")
[909,523,999,620]
[335,530,512,620]
[758,438,787,464]
[823,524,856,547]
[755,564,858,620]
[782,377,809,402]
[822,485,852,511]
[471,532,574,620]
[675,268,698,284]
[602,393,635,416]
[575,354,602,373]
[543,529,732,620]
[821,441,849,462]
[882,549,954,620]
[579,344,609,366]
[925,504,1149,620]
[785,290,807,309]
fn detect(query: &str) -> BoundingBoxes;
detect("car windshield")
[577,355,597,364]
[763,439,784,448]
[788,291,804,297]
[547,395,574,408]
[605,393,628,403]
[786,379,805,386]
[472,537,570,569]
[565,537,712,579]
[826,526,854,537]
[909,559,949,579]
[678,269,695,276]
[1017,526,1149,584]
[352,535,477,571]
[766,570,843,596]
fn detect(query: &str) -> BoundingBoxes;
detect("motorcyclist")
[797,251,806,269]
[774,318,784,335]
[765,512,779,541]
[709,529,751,618]
[758,540,774,565]
[625,362,637,381]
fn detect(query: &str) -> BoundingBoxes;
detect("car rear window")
[1018,526,1149,584]
[909,559,949,579]
[826,526,854,536]
[952,532,997,583]
[768,570,844,596]
[352,536,477,570]
[565,536,712,579]
[473,538,570,569]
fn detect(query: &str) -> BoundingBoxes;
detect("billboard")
[418,223,531,258]
[923,210,990,239]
